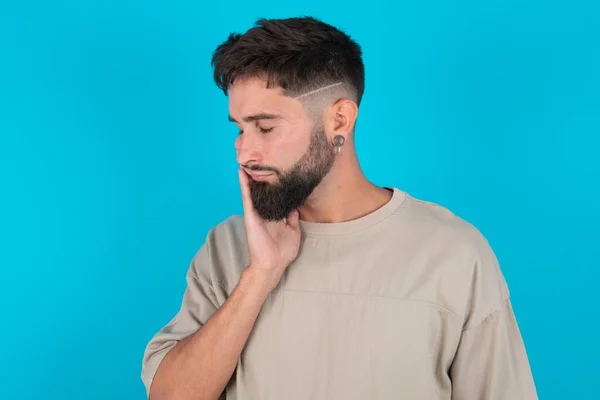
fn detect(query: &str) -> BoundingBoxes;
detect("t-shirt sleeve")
[450,227,538,399]
[450,298,538,399]
[140,241,220,397]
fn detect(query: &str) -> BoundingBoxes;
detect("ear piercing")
[332,135,346,155]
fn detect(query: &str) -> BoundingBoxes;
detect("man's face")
[229,77,335,221]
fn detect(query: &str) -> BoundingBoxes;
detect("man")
[141,16,538,400]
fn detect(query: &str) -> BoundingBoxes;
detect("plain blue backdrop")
[1,1,598,399]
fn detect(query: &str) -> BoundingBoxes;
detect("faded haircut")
[211,17,365,106]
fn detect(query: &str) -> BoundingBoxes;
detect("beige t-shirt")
[141,188,538,399]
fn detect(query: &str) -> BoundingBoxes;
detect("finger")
[238,168,256,218]
[286,209,300,230]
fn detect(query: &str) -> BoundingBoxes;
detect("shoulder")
[397,192,510,324]
[208,214,247,245]
[394,192,496,258]
[188,215,249,290]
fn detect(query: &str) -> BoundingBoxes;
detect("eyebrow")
[228,113,282,123]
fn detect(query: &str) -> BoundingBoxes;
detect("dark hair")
[211,16,365,105]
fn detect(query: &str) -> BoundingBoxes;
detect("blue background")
[1,1,598,399]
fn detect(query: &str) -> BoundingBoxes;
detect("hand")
[238,168,301,290]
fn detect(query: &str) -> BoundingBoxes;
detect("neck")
[298,154,393,223]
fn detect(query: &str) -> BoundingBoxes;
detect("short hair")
[211,16,365,106]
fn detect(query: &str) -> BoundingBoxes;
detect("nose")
[235,132,263,167]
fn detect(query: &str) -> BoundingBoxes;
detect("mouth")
[245,170,275,182]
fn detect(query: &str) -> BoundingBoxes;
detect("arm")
[148,267,274,400]
[142,168,301,400]
[450,298,538,399]
[448,222,538,399]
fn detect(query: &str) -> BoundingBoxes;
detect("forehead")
[228,77,306,121]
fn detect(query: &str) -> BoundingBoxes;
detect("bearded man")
[141,16,538,400]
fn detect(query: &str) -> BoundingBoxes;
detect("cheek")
[276,131,310,165]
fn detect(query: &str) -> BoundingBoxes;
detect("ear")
[325,98,358,141]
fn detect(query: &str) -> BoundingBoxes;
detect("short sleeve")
[450,298,538,399]
[450,227,538,399]
[140,241,220,397]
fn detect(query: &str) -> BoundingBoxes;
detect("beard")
[247,123,335,221]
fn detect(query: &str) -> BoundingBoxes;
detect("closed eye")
[237,127,274,135]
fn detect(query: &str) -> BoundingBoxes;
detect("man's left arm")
[450,225,538,399]
[450,297,538,399]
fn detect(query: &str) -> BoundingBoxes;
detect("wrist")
[240,266,281,295]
